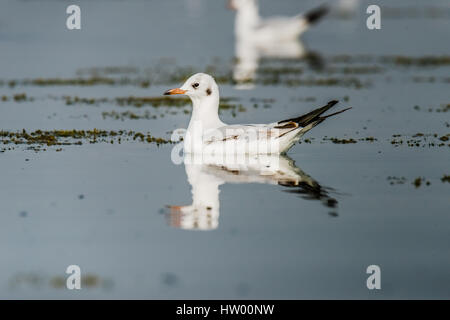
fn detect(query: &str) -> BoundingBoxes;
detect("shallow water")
[0,0,449,299]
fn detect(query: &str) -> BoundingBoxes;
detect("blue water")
[0,0,449,299]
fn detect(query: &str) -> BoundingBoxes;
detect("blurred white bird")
[164,73,351,154]
[229,0,328,42]
[337,0,360,17]
[228,0,329,84]
[167,154,335,231]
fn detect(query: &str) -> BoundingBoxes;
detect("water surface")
[0,0,449,299]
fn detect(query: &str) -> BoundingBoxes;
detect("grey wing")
[204,123,301,144]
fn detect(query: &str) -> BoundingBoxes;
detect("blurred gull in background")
[337,0,360,17]
[228,0,329,86]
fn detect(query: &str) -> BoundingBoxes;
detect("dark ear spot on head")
[206,88,212,96]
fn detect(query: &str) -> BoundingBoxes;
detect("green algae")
[413,104,450,113]
[413,177,424,188]
[30,77,118,86]
[390,133,450,148]
[2,55,450,91]
[0,129,173,150]
[60,95,242,110]
[385,55,450,67]
[0,93,33,102]
[323,137,357,144]
[102,110,157,120]
[387,176,407,185]
[387,176,445,187]
[329,54,450,67]
[76,66,139,76]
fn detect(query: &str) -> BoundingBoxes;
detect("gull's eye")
[192,82,199,89]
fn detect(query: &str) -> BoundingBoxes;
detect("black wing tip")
[304,5,329,25]
[278,99,342,126]
[321,106,352,120]
[327,100,339,107]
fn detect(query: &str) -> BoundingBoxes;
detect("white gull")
[228,0,329,84]
[164,73,351,154]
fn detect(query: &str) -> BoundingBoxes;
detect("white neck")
[187,94,224,132]
[235,2,260,37]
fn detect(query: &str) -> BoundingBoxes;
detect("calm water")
[0,0,449,299]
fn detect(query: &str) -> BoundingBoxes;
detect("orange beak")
[163,88,187,95]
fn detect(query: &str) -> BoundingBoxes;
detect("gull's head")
[164,73,219,102]
[227,0,256,11]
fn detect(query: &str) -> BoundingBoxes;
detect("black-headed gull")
[164,73,350,154]
[167,154,335,231]
[229,0,328,42]
[228,1,329,84]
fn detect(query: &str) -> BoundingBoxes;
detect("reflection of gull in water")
[166,154,338,231]
[228,0,329,85]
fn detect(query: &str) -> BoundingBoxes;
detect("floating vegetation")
[322,137,357,144]
[387,176,448,187]
[0,77,154,88]
[52,95,250,119]
[411,76,450,84]
[25,77,119,86]
[272,77,368,89]
[116,96,190,108]
[101,110,157,120]
[60,95,243,110]
[413,104,450,113]
[412,177,431,188]
[290,96,317,103]
[0,129,172,151]
[1,129,448,153]
[64,96,108,105]
[294,133,449,147]
[382,56,450,67]
[300,136,372,145]
[319,66,383,75]
[390,133,450,148]
[76,66,139,76]
[328,55,380,64]
[387,176,407,185]
[2,54,449,91]
[1,93,33,102]
[258,66,304,75]
[328,54,450,67]
[413,177,422,188]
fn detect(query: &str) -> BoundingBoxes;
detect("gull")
[228,0,329,84]
[228,0,329,42]
[164,73,351,154]
[167,154,337,231]
[337,0,360,17]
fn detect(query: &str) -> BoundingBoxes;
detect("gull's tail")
[276,100,351,153]
[278,100,351,129]
[302,5,329,25]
